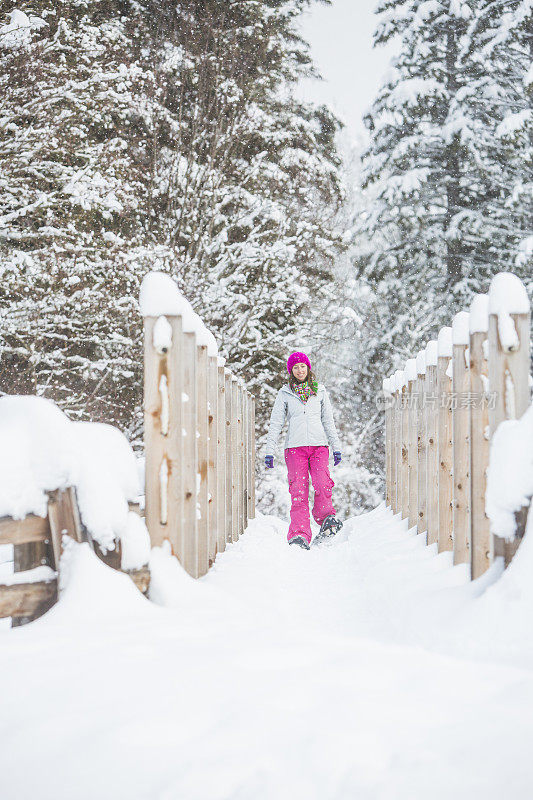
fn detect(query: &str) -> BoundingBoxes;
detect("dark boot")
[315,515,343,543]
[288,535,311,550]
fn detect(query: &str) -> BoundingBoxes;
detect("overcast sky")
[297,0,396,144]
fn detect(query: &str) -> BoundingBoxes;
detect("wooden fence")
[0,276,256,625]
[0,489,149,626]
[142,278,256,579]
[383,272,531,578]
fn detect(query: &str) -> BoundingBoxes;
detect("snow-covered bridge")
[1,271,533,798]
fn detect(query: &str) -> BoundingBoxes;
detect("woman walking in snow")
[264,352,343,550]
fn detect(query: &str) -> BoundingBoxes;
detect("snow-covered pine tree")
[0,1,343,445]
[359,0,475,317]
[0,3,155,427]
[446,0,532,299]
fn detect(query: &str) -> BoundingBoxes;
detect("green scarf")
[291,378,318,403]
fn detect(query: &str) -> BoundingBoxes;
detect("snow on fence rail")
[0,397,151,626]
[383,271,531,579]
[140,272,256,579]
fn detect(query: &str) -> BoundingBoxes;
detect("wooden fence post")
[242,387,249,531]
[143,314,184,559]
[416,350,427,537]
[400,376,409,520]
[437,327,454,552]
[406,359,418,529]
[246,392,253,521]
[425,341,439,546]
[182,330,199,577]
[488,273,531,565]
[390,373,399,513]
[383,377,392,508]
[231,377,239,542]
[452,311,471,566]
[207,354,218,567]
[217,363,227,553]
[394,370,404,515]
[250,395,256,518]
[238,382,245,536]
[469,294,491,578]
[196,344,210,577]
[225,370,234,543]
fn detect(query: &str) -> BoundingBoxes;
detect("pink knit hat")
[287,351,311,374]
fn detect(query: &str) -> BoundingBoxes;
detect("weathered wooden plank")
[246,392,254,521]
[207,356,219,567]
[224,371,233,543]
[231,378,240,543]
[1,580,57,620]
[416,365,428,537]
[390,381,398,513]
[470,308,491,578]
[126,566,150,595]
[384,378,392,508]
[0,515,49,546]
[250,395,256,519]
[452,316,471,566]
[437,353,453,553]
[182,331,199,578]
[488,310,531,565]
[407,371,418,530]
[400,384,409,520]
[48,487,84,572]
[196,344,210,577]
[217,366,227,553]
[425,359,439,546]
[143,315,184,558]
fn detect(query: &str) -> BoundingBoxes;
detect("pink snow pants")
[284,445,335,544]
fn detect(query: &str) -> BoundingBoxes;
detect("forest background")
[0,0,530,518]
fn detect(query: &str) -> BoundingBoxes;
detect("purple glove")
[333,451,342,466]
[265,455,274,469]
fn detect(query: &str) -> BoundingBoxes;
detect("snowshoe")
[288,535,311,550]
[313,515,343,546]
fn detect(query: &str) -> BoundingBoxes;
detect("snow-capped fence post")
[216,362,227,553]
[196,343,210,577]
[140,281,184,564]
[469,295,491,578]
[240,386,247,532]
[394,371,404,515]
[390,374,399,514]
[487,273,531,565]
[425,341,439,546]
[247,391,255,520]
[416,352,427,537]
[451,312,471,566]
[224,370,234,543]
[406,359,418,530]
[237,382,245,536]
[243,389,250,527]
[250,395,257,518]
[437,328,454,553]
[383,378,392,508]
[230,376,240,542]
[182,328,199,577]
[207,354,219,566]
[400,378,409,520]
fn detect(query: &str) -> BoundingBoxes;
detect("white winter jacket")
[265,383,341,456]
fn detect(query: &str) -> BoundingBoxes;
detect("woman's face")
[291,362,308,381]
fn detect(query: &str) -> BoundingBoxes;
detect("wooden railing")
[383,272,531,578]
[140,272,256,578]
[0,489,149,626]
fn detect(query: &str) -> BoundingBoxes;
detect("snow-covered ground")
[2,505,533,799]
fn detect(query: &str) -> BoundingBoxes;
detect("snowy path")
[2,505,533,799]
